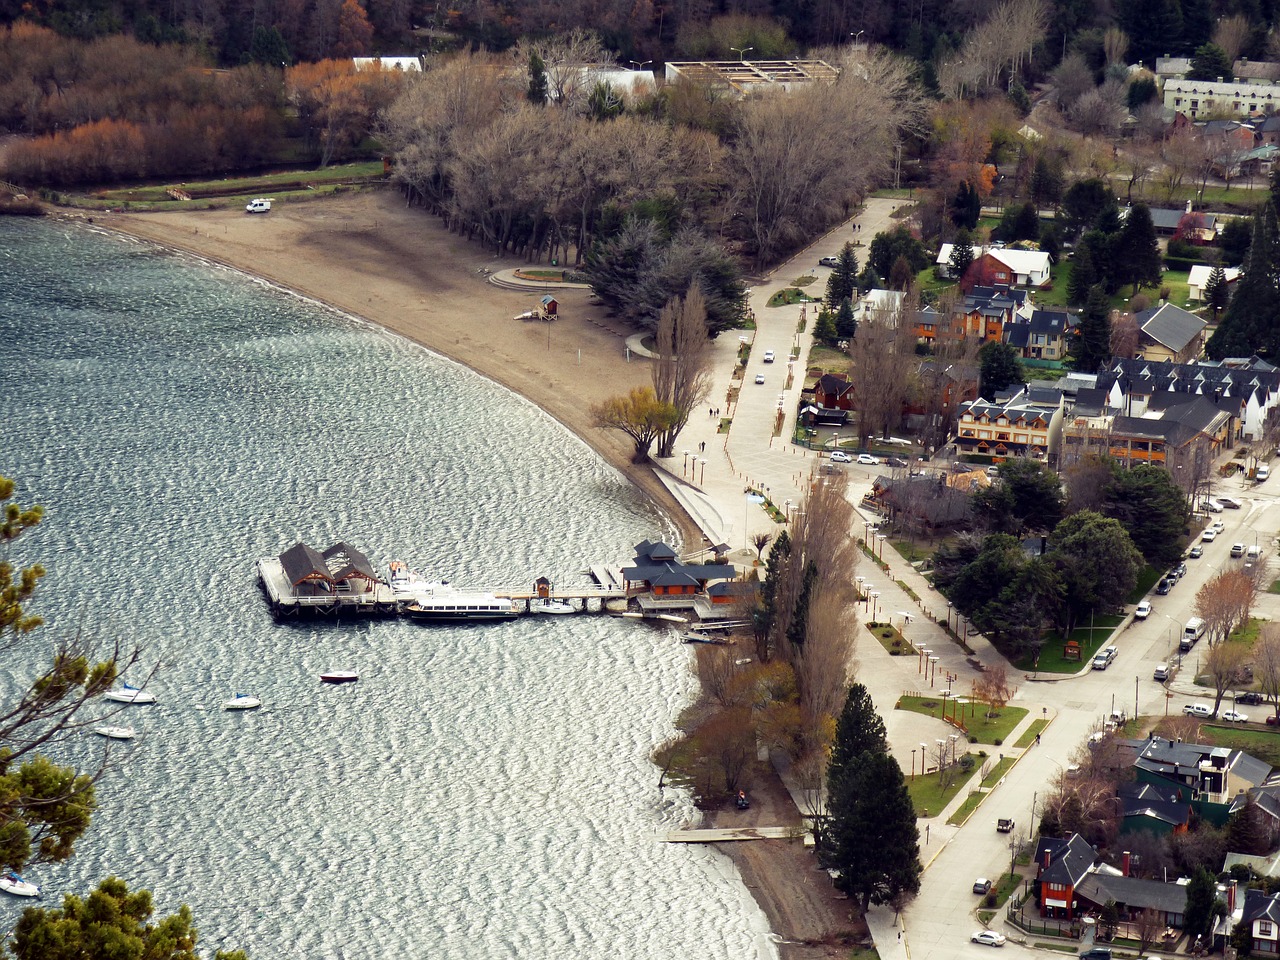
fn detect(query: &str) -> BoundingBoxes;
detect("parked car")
[886,456,908,468]
[1258,464,1271,482]
[1232,543,1246,558]
[1213,519,1226,532]
[1184,703,1213,718]
[1238,692,1265,705]
[1135,601,1152,619]
[1222,710,1250,723]
[1189,545,1204,559]
[754,373,765,384]
[818,256,839,267]
[1201,529,1218,542]
[1203,498,1224,513]
[1172,562,1187,578]
[1155,579,1172,595]
[1092,654,1112,670]
[971,930,1007,947]
[973,878,992,895]
[857,454,880,465]
[1154,664,1169,682]
[763,349,775,363]
[1079,950,1113,960]
[830,451,853,463]
[997,818,1015,833]
[245,197,272,213]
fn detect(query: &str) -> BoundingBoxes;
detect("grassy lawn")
[66,161,387,210]
[1014,719,1049,748]
[897,695,1027,745]
[890,539,931,564]
[1199,724,1280,767]
[907,768,969,819]
[792,274,819,287]
[767,287,820,307]
[867,621,915,657]
[1015,614,1124,673]
[1129,566,1164,603]
[1192,617,1266,686]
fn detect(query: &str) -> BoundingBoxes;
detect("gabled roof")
[623,540,734,585]
[1138,303,1208,354]
[1029,307,1072,337]
[1035,833,1098,888]
[1076,873,1190,914]
[1187,264,1242,289]
[816,373,854,398]
[1241,888,1280,926]
[280,542,332,586]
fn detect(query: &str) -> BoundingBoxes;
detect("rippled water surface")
[0,219,774,958]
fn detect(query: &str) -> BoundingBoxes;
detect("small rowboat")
[93,724,136,740]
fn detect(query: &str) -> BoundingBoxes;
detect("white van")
[1248,545,1261,561]
[245,198,273,214]
[1181,617,1207,652]
[1258,464,1271,482]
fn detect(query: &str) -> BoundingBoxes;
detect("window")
[1261,920,1274,937]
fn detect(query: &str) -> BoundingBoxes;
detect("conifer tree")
[527,52,548,105]
[1208,202,1280,359]
[1115,203,1162,293]
[813,308,839,345]
[835,299,857,340]
[1070,285,1112,374]
[821,684,920,912]
[1203,265,1229,321]
[948,228,975,282]
[1068,244,1097,306]
[856,263,881,295]
[825,242,859,308]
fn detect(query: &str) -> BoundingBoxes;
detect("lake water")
[0,218,775,959]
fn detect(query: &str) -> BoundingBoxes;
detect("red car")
[1267,715,1279,726]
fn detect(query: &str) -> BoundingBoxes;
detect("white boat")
[389,564,517,621]
[533,599,575,615]
[103,682,156,705]
[93,724,136,740]
[320,671,358,684]
[0,872,39,897]
[224,694,262,711]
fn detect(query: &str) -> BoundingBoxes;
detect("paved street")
[645,196,1280,960]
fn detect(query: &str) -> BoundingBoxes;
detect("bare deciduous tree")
[512,29,611,111]
[1204,641,1249,716]
[653,284,714,458]
[1213,14,1252,64]
[1255,627,1280,721]
[848,292,918,445]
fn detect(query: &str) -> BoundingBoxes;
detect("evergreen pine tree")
[1070,285,1113,374]
[1203,265,1229,321]
[835,299,857,340]
[948,229,975,282]
[1068,245,1097,306]
[856,263,881,294]
[527,52,548,105]
[1207,203,1280,359]
[827,685,887,776]
[951,180,981,229]
[813,308,839,344]
[1115,203,1162,293]
[825,242,859,308]
[1013,202,1041,242]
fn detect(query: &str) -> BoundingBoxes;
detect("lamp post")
[730,46,754,61]
[877,533,887,560]
[936,739,946,776]
[699,458,707,485]
[869,590,881,623]
[629,59,652,71]
[946,600,953,631]
[929,656,939,686]
[851,30,864,44]
[683,450,690,476]
[863,520,873,546]
[911,747,917,778]
[1165,614,1184,666]
[855,575,865,601]
[920,743,928,775]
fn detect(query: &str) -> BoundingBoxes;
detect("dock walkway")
[660,827,806,843]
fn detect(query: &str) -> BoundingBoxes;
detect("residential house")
[1097,357,1280,443]
[1154,56,1193,82]
[935,245,1052,287]
[1235,59,1280,84]
[952,385,1064,461]
[1002,307,1072,362]
[858,288,905,323]
[1117,781,1192,836]
[1237,888,1280,955]
[903,359,979,443]
[1258,113,1280,146]
[1136,303,1208,363]
[1035,833,1100,919]
[866,473,973,535]
[1146,204,1218,241]
[1074,872,1188,930]
[1187,265,1242,302]
[1164,78,1280,119]
[1128,735,1273,826]
[941,285,1033,343]
[1063,391,1235,468]
[813,373,855,411]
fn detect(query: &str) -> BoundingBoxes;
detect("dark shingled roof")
[622,540,735,585]
[1035,833,1098,888]
[1077,873,1190,915]
[280,542,332,586]
[1242,888,1280,926]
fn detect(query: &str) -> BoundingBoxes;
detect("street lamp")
[911,747,917,778]
[629,59,652,71]
[876,533,887,560]
[946,600,953,631]
[929,655,939,686]
[869,590,881,623]
[863,520,873,545]
[1165,615,1184,665]
[698,458,707,485]
[730,46,754,61]
[855,575,865,601]
[920,647,932,674]
[683,450,690,475]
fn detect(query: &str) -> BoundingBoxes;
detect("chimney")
[1122,851,1131,876]
[1043,849,1052,870]
[1229,880,1238,913]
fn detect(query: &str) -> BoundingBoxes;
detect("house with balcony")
[952,385,1064,461]
[1129,736,1272,826]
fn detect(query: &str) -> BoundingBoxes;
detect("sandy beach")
[93,187,857,959]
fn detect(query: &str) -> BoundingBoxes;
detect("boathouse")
[259,540,399,615]
[621,540,736,606]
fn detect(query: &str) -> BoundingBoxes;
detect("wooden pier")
[660,827,808,843]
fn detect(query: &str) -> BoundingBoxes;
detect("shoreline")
[78,190,702,551]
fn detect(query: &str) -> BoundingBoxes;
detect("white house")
[935,244,1052,287]
[1187,264,1242,301]
[1163,78,1280,118]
